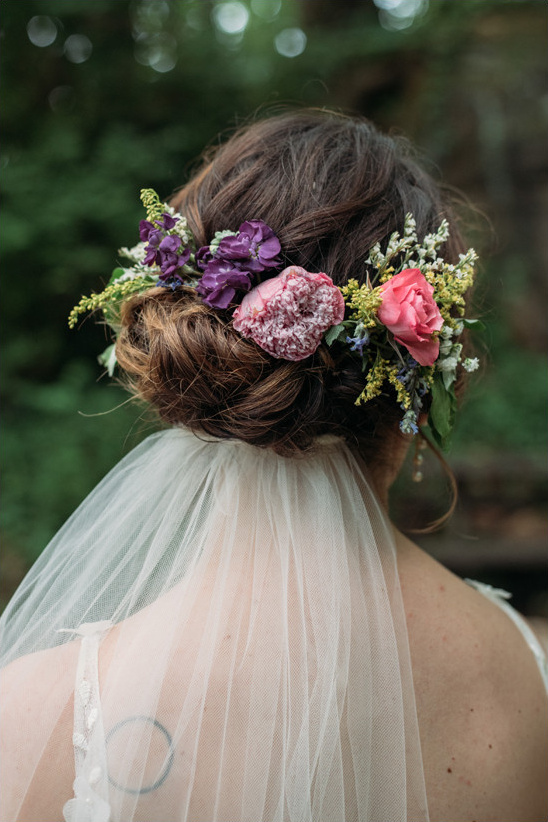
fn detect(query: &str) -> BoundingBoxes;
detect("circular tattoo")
[105,715,175,795]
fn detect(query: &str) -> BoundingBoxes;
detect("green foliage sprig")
[68,275,156,329]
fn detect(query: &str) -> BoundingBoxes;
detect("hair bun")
[116,288,364,456]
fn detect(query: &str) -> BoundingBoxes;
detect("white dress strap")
[59,621,112,822]
[466,579,548,694]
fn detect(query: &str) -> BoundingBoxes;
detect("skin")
[377,432,548,821]
[397,528,548,822]
[1,435,547,822]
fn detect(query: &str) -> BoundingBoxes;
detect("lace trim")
[59,621,112,822]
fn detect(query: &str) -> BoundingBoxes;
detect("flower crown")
[69,189,481,448]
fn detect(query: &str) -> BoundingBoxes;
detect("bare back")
[396,531,548,822]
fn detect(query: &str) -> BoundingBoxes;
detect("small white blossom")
[118,241,148,264]
[437,356,459,373]
[462,357,480,372]
[419,220,450,262]
[459,248,478,265]
[171,214,191,244]
[440,324,454,339]
[112,266,148,283]
[437,342,462,373]
[366,214,418,267]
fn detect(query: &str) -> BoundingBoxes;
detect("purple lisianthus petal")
[201,285,237,309]
[238,220,281,271]
[238,220,268,241]
[195,245,213,270]
[158,212,178,231]
[202,259,254,288]
[196,259,254,309]
[158,235,182,253]
[158,256,180,276]
[141,225,165,267]
[242,255,264,274]
[238,220,279,249]
[144,246,159,266]
[214,221,281,272]
[158,245,190,277]
[257,234,281,267]
[139,219,159,242]
[216,233,252,261]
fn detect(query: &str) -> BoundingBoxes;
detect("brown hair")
[116,109,469,461]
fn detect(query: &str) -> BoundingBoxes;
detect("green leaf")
[97,343,117,377]
[108,267,126,285]
[428,375,456,450]
[462,318,486,331]
[442,368,456,391]
[324,323,346,346]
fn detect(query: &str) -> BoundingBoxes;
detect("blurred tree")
[1,0,546,606]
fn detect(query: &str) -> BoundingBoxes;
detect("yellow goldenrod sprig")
[340,279,383,328]
[356,357,391,405]
[387,366,412,410]
[140,188,166,223]
[68,276,153,328]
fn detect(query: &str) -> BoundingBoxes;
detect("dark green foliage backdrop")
[1,0,547,606]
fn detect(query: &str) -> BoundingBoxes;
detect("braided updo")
[116,110,468,459]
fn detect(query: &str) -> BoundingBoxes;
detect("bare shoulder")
[396,532,548,822]
[0,641,78,821]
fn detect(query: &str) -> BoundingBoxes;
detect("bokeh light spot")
[375,0,428,30]
[212,2,250,35]
[250,0,281,21]
[134,33,177,73]
[27,16,58,48]
[48,86,75,113]
[131,0,170,37]
[64,34,93,64]
[274,28,307,58]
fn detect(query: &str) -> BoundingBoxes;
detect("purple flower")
[139,213,179,239]
[139,221,164,265]
[158,212,178,231]
[140,213,182,267]
[347,332,370,354]
[195,245,213,270]
[139,211,190,278]
[139,219,160,243]
[216,220,281,273]
[396,356,419,384]
[196,260,254,309]
[156,237,191,282]
[399,410,419,435]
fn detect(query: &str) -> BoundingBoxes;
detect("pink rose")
[377,268,443,366]
[232,266,345,361]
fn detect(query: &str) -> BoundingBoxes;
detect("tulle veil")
[1,427,429,821]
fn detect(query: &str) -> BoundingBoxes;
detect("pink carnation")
[377,268,443,366]
[232,266,345,361]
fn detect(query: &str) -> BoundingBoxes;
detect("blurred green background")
[1,0,547,611]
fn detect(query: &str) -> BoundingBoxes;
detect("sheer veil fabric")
[1,429,429,822]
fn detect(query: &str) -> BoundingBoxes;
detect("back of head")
[116,109,467,459]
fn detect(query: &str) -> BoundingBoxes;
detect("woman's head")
[116,109,469,461]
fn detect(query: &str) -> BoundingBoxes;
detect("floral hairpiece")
[69,189,481,448]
